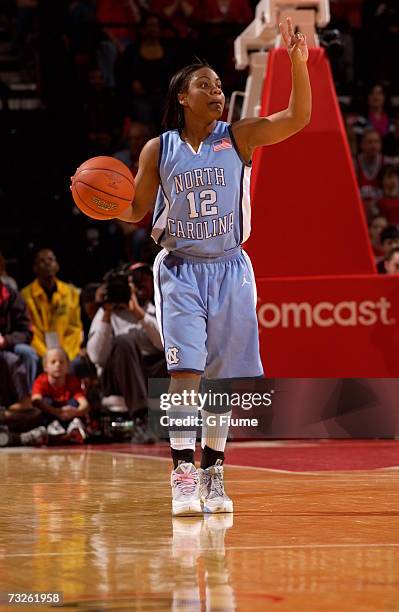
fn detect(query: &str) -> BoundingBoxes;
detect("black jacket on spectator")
[377,260,386,274]
[0,282,33,347]
[0,352,30,406]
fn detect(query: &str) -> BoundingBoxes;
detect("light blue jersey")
[152,121,251,257]
[152,120,263,378]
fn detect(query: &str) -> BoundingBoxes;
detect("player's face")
[45,350,68,378]
[180,68,225,122]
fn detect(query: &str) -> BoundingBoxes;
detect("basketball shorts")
[153,247,264,379]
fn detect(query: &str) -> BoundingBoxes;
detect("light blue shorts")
[153,247,264,379]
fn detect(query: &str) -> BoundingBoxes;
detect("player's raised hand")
[279,17,308,63]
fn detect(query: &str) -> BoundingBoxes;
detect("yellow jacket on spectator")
[21,278,82,360]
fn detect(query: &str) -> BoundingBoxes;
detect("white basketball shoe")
[171,462,202,516]
[199,460,233,514]
[66,418,86,444]
[47,420,66,436]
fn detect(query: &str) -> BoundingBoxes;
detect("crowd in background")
[1,1,399,280]
[0,247,166,446]
[1,1,399,445]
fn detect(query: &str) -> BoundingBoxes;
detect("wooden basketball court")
[0,441,398,610]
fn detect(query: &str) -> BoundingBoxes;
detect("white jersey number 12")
[186,189,218,219]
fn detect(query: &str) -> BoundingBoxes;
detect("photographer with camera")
[87,262,166,441]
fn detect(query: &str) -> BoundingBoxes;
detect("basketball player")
[117,18,311,515]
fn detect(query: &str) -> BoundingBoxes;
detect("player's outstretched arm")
[232,17,311,163]
[117,137,161,223]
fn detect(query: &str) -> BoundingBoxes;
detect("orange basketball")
[71,156,135,220]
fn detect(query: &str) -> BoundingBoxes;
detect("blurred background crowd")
[1,0,399,445]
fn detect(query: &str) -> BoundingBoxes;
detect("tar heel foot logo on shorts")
[166,347,180,366]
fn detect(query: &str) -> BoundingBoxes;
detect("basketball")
[71,156,135,220]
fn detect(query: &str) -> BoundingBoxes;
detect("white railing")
[230,0,330,120]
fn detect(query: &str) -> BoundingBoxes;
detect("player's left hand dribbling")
[279,17,309,63]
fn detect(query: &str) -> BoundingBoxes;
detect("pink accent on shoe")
[172,472,198,497]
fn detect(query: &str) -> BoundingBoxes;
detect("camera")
[100,262,153,307]
[101,268,131,305]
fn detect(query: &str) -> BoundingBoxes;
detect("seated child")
[32,347,89,443]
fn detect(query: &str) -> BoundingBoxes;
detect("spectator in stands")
[116,14,173,126]
[21,249,83,362]
[0,351,47,448]
[384,247,399,274]
[63,0,97,65]
[361,2,399,91]
[323,16,354,95]
[0,252,18,291]
[113,121,152,174]
[384,110,399,159]
[67,222,124,290]
[344,113,358,157]
[152,0,195,39]
[368,214,388,258]
[193,0,253,24]
[366,84,391,137]
[81,282,102,343]
[87,263,166,420]
[113,121,153,260]
[83,66,120,157]
[70,282,101,380]
[192,0,253,93]
[378,165,399,224]
[96,0,140,47]
[377,225,399,273]
[355,129,387,217]
[32,347,89,443]
[352,84,391,140]
[96,0,141,90]
[0,279,39,388]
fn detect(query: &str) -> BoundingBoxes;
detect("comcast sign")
[257,298,395,329]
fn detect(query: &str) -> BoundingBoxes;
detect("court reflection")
[1,450,398,610]
[171,514,235,611]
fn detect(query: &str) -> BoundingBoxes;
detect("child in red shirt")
[32,347,89,443]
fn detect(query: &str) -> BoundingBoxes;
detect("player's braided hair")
[162,60,211,132]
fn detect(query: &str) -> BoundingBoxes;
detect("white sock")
[201,409,231,453]
[169,404,198,451]
[168,377,201,453]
